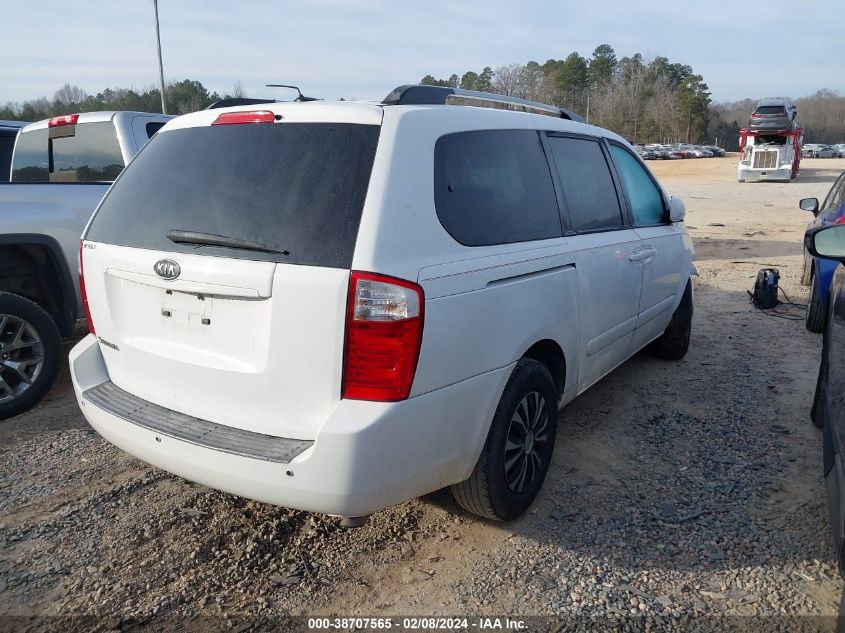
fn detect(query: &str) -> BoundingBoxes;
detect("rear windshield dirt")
[86,122,380,268]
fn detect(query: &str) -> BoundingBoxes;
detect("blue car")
[801,170,845,332]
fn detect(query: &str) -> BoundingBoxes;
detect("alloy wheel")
[0,314,45,404]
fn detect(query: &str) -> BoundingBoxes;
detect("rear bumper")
[70,335,511,517]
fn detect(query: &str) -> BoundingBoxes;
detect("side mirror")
[799,198,819,216]
[806,225,845,261]
[668,196,686,223]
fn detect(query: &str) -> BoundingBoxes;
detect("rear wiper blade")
[167,230,289,256]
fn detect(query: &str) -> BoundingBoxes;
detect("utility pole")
[586,91,590,124]
[153,0,167,114]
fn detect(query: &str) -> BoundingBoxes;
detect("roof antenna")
[266,84,319,102]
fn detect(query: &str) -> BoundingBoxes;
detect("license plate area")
[161,289,214,326]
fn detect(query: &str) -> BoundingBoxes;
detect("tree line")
[3,52,843,150]
[420,44,712,145]
[0,79,246,122]
[422,46,845,150]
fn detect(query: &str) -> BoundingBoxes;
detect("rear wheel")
[650,279,693,360]
[0,292,61,421]
[806,271,827,333]
[451,359,558,521]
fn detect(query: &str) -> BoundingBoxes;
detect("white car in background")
[70,85,695,525]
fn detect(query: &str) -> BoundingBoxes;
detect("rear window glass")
[434,130,561,246]
[11,128,49,182]
[755,106,786,115]
[87,123,380,268]
[51,122,124,182]
[546,135,623,231]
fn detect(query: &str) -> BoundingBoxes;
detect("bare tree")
[231,81,246,98]
[53,84,88,106]
[492,64,523,97]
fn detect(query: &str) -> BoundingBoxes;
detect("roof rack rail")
[382,84,584,122]
[206,97,276,110]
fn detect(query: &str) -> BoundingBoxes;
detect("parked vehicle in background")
[703,145,726,157]
[634,145,650,160]
[0,111,171,419]
[70,85,695,525]
[0,120,27,182]
[799,171,845,332]
[835,145,845,158]
[803,144,822,158]
[816,145,840,159]
[804,223,845,579]
[747,98,797,131]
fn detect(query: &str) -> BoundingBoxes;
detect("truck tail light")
[342,272,424,401]
[211,111,275,125]
[49,114,79,127]
[78,241,95,334]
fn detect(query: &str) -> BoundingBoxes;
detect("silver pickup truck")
[0,111,171,419]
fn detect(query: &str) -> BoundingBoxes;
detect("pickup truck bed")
[0,110,171,419]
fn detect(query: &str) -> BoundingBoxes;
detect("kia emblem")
[153,259,181,280]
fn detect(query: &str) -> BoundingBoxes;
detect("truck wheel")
[0,292,61,421]
[650,279,693,360]
[806,272,827,333]
[451,359,557,521]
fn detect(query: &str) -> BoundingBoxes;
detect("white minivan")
[70,86,694,525]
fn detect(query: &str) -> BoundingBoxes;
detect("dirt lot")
[3,156,845,632]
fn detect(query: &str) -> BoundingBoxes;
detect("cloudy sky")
[2,0,842,105]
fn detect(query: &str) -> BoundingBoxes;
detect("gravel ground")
[2,157,845,632]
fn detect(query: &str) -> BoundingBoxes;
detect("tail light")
[342,272,424,401]
[78,241,95,334]
[211,111,275,125]
[751,113,761,119]
[49,114,79,127]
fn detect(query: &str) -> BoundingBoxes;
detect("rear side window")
[546,135,623,231]
[51,122,124,182]
[11,128,49,182]
[87,123,380,268]
[608,145,666,226]
[146,122,165,138]
[434,130,561,246]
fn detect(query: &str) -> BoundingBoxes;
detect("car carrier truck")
[738,126,803,182]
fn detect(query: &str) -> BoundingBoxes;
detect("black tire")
[451,358,558,521]
[811,307,831,429]
[0,292,61,421]
[650,279,693,360]
[811,349,827,429]
[801,254,813,286]
[806,271,827,333]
